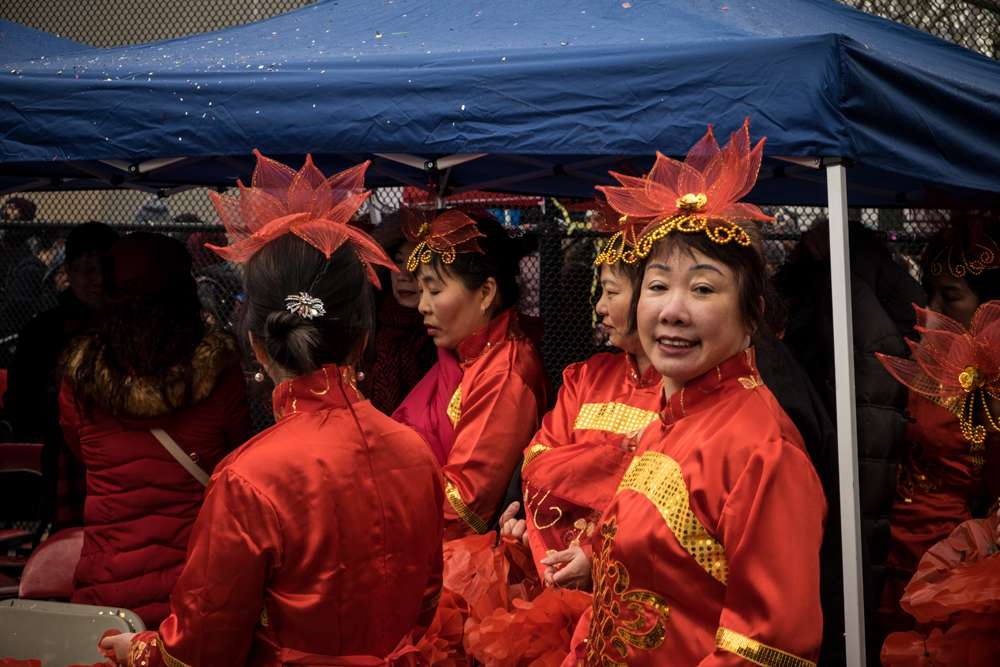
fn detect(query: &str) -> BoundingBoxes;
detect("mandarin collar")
[272,364,363,422]
[625,353,660,389]
[659,347,762,426]
[455,307,523,366]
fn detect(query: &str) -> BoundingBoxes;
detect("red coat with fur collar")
[59,331,253,628]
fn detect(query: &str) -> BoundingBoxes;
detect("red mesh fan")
[206,150,394,288]
[876,302,1000,470]
[596,118,773,256]
[400,188,486,272]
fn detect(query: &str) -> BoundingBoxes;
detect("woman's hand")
[100,631,136,665]
[540,546,592,590]
[499,501,528,544]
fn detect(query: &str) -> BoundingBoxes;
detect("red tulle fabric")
[419,533,589,667]
[596,118,773,238]
[1,660,42,667]
[876,302,1000,402]
[880,513,1000,667]
[400,189,486,259]
[206,150,394,288]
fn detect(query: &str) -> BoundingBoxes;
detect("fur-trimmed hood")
[64,331,242,420]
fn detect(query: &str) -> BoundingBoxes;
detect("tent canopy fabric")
[1,0,998,203]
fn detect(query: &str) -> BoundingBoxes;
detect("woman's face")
[416,266,492,349]
[924,270,980,330]
[391,241,420,308]
[637,243,750,392]
[596,263,639,354]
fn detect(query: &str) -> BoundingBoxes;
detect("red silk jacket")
[520,352,661,577]
[125,365,445,667]
[571,348,827,667]
[440,307,552,539]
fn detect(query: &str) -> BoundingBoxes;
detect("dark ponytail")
[420,214,536,312]
[240,235,375,377]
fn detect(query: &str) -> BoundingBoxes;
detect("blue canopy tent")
[2,2,1000,663]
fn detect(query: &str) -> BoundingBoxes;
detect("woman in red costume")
[562,120,827,667]
[392,207,551,539]
[102,152,445,667]
[502,206,662,587]
[878,211,1000,636]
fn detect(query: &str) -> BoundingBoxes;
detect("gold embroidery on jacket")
[156,636,193,667]
[127,638,149,667]
[420,588,443,612]
[618,452,729,584]
[522,444,552,470]
[715,627,816,667]
[444,479,488,534]
[574,402,659,435]
[587,519,669,666]
[525,486,564,530]
[738,375,765,389]
[260,603,268,626]
[447,386,462,427]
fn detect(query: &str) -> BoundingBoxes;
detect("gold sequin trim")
[715,627,816,667]
[157,637,193,667]
[522,444,552,470]
[444,479,489,534]
[446,385,462,428]
[574,402,660,435]
[126,638,149,667]
[260,603,268,626]
[618,452,728,584]
[420,588,443,612]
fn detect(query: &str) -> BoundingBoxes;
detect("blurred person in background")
[4,221,120,529]
[0,229,65,340]
[366,212,438,415]
[59,232,252,627]
[187,230,242,331]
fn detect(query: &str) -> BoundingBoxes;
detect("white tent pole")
[826,161,867,667]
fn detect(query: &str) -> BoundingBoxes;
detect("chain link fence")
[3,0,997,60]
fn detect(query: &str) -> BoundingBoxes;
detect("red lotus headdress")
[206,150,394,288]
[921,196,1000,279]
[597,118,773,257]
[876,302,1000,473]
[591,197,652,266]
[400,190,486,273]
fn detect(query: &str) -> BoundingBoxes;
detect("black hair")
[417,214,535,314]
[240,234,376,377]
[66,221,120,266]
[626,221,786,344]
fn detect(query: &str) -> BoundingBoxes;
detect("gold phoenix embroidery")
[574,402,659,435]
[588,519,670,667]
[447,386,462,427]
[444,479,488,534]
[738,374,765,389]
[715,627,816,667]
[260,603,269,626]
[618,451,729,584]
[156,636,193,667]
[522,444,552,470]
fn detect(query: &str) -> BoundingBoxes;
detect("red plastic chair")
[0,442,42,474]
[18,527,83,600]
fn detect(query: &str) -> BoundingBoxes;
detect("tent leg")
[826,162,867,667]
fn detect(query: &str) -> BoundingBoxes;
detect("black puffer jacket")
[777,221,924,662]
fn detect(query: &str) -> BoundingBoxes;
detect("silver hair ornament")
[285,292,326,319]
